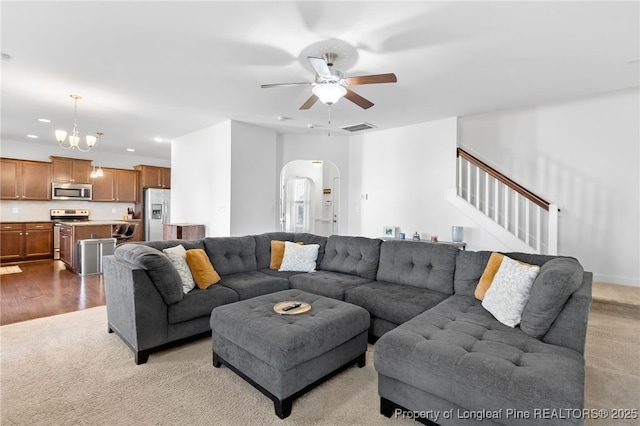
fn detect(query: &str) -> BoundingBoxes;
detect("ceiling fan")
[261,52,397,110]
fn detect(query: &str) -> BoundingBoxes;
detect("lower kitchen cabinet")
[0,222,53,262]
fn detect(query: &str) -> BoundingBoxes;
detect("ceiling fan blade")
[308,56,332,79]
[345,73,397,85]
[299,94,319,110]
[261,82,312,88]
[344,89,374,109]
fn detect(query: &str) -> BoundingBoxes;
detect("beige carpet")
[0,305,638,426]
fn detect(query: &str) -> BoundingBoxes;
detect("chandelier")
[90,132,104,178]
[55,94,100,152]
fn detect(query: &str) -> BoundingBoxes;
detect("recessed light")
[27,134,38,139]
[38,118,51,123]
[127,148,135,152]
[154,137,163,142]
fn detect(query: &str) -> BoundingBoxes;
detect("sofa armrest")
[103,255,169,355]
[542,271,593,355]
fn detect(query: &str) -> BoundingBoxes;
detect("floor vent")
[341,122,376,132]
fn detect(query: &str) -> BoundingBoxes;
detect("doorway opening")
[280,160,340,236]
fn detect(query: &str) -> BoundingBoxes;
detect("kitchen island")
[59,221,129,273]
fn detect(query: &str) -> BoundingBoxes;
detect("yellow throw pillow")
[185,249,221,289]
[475,252,505,300]
[270,240,303,270]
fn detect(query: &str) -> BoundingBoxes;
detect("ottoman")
[210,289,370,418]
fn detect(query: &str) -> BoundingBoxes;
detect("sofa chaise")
[102,232,591,426]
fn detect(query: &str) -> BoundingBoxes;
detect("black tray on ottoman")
[210,289,370,419]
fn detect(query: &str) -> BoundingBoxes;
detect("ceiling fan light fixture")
[312,83,347,105]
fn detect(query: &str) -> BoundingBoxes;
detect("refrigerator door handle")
[162,199,167,224]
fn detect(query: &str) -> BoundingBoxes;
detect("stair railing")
[456,147,558,254]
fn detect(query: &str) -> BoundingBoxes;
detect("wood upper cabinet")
[91,168,139,202]
[134,165,170,189]
[91,168,116,201]
[50,156,92,184]
[0,158,51,200]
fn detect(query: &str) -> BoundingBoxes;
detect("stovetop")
[50,209,90,222]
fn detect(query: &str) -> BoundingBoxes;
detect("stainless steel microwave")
[51,182,93,201]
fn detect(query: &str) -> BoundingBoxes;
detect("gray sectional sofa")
[102,232,592,426]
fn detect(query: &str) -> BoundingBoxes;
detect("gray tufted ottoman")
[210,289,370,419]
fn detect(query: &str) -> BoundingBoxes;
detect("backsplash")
[0,200,136,222]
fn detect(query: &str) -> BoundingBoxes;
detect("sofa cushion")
[374,295,585,421]
[376,240,458,293]
[279,242,319,272]
[168,284,239,324]
[185,248,221,289]
[269,240,289,269]
[203,236,257,275]
[453,250,493,296]
[113,244,183,305]
[219,271,290,300]
[253,232,327,270]
[289,270,374,300]
[345,281,448,326]
[162,244,196,293]
[520,257,584,338]
[481,256,540,327]
[142,239,205,252]
[320,235,381,280]
[474,251,504,300]
[293,233,328,266]
[254,232,295,269]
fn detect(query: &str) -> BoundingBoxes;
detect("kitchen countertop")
[58,221,130,226]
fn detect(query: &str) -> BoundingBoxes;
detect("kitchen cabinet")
[50,156,92,184]
[134,165,170,189]
[91,168,139,202]
[0,222,53,262]
[0,159,51,201]
[59,223,112,271]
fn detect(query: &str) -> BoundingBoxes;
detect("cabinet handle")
[19,232,22,236]
[25,232,29,235]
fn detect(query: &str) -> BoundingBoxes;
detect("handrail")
[457,147,553,211]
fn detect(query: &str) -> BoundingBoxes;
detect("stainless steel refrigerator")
[144,188,170,241]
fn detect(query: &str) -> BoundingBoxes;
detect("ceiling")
[2,1,638,161]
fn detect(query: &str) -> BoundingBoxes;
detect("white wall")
[458,87,640,286]
[171,122,232,236]
[347,117,510,250]
[171,120,278,237]
[229,121,278,236]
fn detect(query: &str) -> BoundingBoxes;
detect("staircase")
[452,148,558,255]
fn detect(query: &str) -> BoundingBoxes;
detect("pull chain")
[327,106,331,137]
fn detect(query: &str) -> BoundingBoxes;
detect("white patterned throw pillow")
[279,241,320,272]
[481,256,540,327]
[163,245,196,293]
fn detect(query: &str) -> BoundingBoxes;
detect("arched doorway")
[280,160,340,236]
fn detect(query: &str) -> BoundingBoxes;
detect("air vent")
[341,122,376,132]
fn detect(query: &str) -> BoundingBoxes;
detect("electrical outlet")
[12,207,18,214]
[112,208,117,213]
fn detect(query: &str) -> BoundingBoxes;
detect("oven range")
[50,209,90,260]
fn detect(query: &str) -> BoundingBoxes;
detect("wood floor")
[0,260,105,325]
